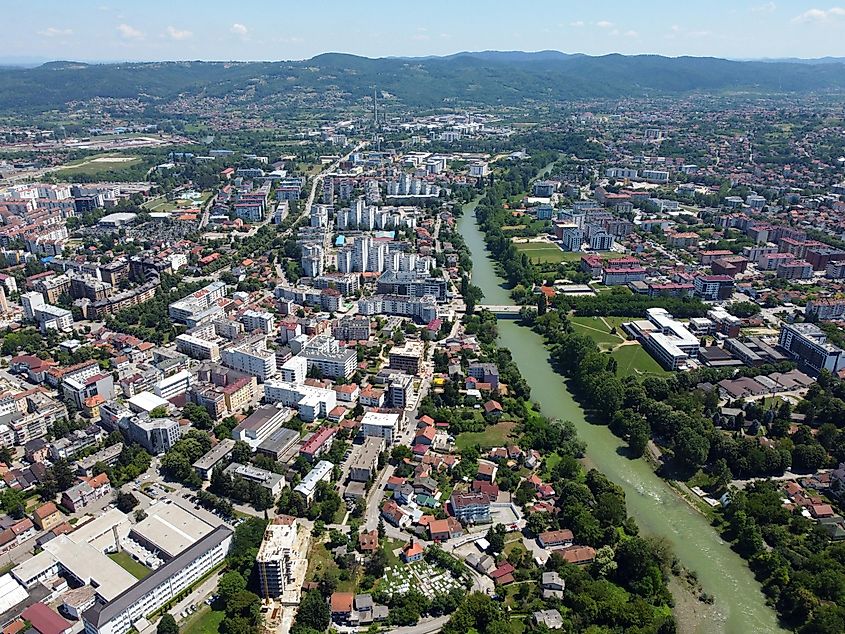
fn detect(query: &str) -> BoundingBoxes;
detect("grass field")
[181,606,225,634]
[570,316,625,350]
[108,551,151,579]
[456,420,517,450]
[54,153,142,177]
[612,343,670,378]
[514,242,571,264]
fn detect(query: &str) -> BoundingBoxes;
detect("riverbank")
[458,200,786,634]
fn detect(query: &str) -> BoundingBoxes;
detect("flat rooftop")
[192,439,235,471]
[43,536,136,602]
[130,502,214,559]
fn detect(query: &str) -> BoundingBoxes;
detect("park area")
[569,315,669,378]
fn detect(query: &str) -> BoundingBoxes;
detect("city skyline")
[7,1,845,64]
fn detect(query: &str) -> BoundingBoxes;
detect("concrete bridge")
[475,304,524,316]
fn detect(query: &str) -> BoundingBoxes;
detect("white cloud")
[230,23,248,36]
[793,7,845,23]
[37,27,72,37]
[412,33,430,41]
[624,30,639,38]
[751,2,776,13]
[116,23,143,39]
[569,20,585,27]
[596,20,614,29]
[165,26,192,40]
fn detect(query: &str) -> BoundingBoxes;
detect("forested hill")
[4,51,845,114]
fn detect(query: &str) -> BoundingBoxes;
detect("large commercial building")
[123,415,181,455]
[231,405,295,449]
[627,308,700,371]
[778,323,845,376]
[82,526,233,634]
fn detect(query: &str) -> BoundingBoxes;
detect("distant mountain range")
[3,51,845,115]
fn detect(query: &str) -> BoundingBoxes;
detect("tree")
[0,488,25,519]
[149,405,169,418]
[486,524,506,554]
[537,292,548,316]
[116,492,139,513]
[218,571,247,604]
[294,589,330,632]
[673,428,710,472]
[156,614,178,634]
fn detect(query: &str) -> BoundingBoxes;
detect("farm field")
[53,153,142,177]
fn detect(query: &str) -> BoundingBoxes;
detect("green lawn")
[181,606,224,634]
[108,551,151,579]
[54,154,142,177]
[612,344,670,378]
[570,316,625,349]
[542,452,562,479]
[514,242,571,264]
[456,420,517,450]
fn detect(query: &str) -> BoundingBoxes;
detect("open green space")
[513,242,570,264]
[455,420,517,450]
[181,606,225,634]
[570,316,625,349]
[54,153,142,177]
[108,551,151,579]
[611,343,670,378]
[306,542,356,592]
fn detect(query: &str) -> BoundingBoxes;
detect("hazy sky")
[7,1,845,63]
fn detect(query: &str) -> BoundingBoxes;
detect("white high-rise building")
[301,244,324,278]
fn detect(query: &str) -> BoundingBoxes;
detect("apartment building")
[778,323,845,376]
[360,411,403,446]
[175,334,221,361]
[221,336,277,382]
[264,381,337,422]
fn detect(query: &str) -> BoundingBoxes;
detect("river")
[458,199,785,634]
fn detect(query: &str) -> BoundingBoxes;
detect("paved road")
[165,568,223,626]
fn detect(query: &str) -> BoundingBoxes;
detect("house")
[25,438,50,463]
[471,480,500,500]
[811,504,835,519]
[330,592,355,623]
[559,545,596,565]
[413,476,438,496]
[394,484,415,505]
[541,571,565,599]
[482,400,503,417]
[32,502,64,532]
[428,517,464,541]
[413,425,436,446]
[476,460,498,482]
[385,475,405,491]
[381,500,406,527]
[60,473,111,512]
[539,529,574,549]
[490,562,515,585]
[533,609,564,630]
[358,529,379,554]
[401,539,424,563]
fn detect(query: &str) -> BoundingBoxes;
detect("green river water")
[458,200,785,634]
